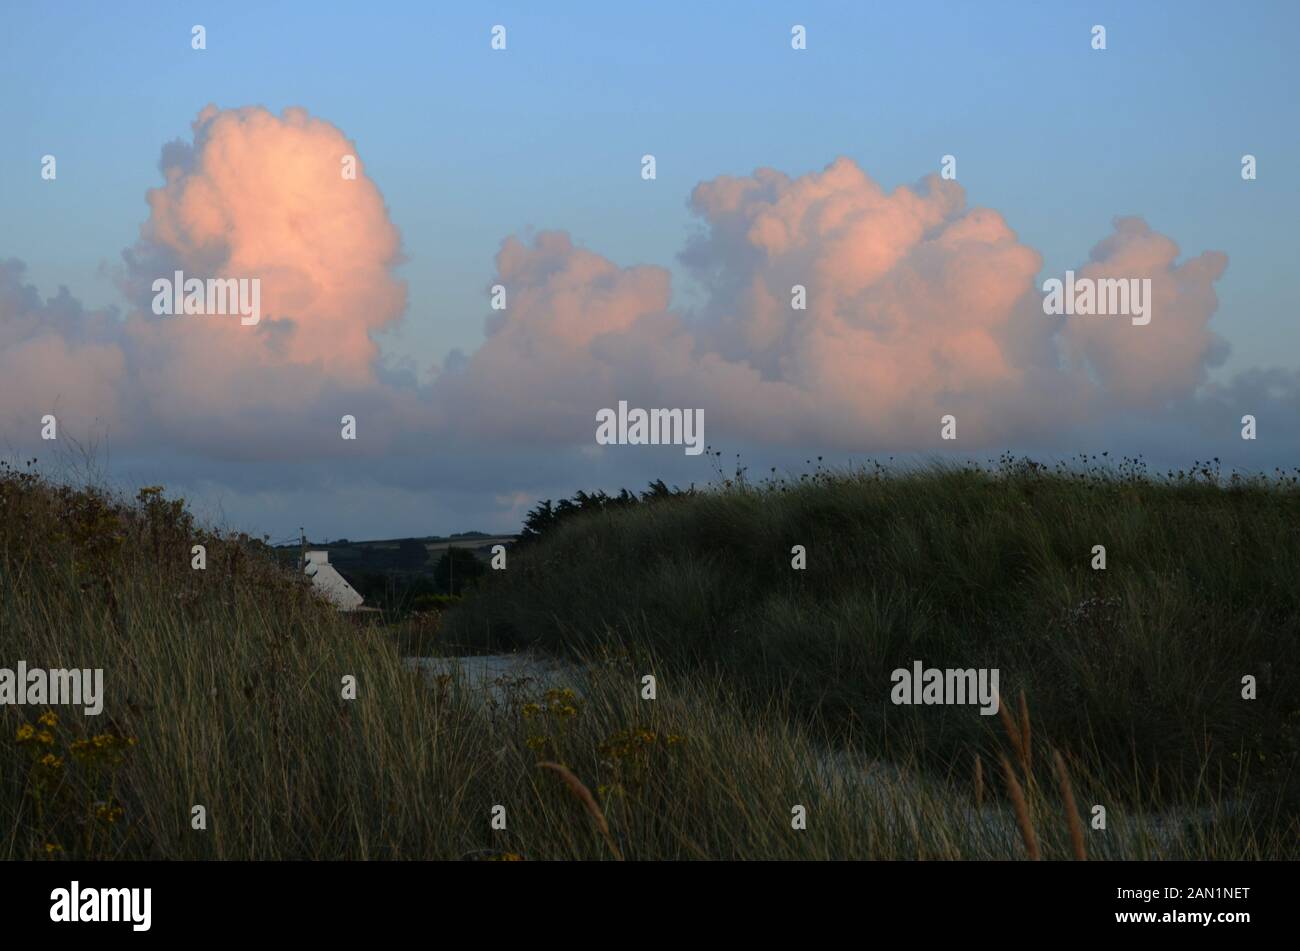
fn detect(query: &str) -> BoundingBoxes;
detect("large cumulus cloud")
[132,103,405,375]
[3,105,418,459]
[436,157,1245,452]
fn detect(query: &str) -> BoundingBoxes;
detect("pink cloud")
[2,106,416,456]
[433,231,689,445]
[125,104,406,394]
[1058,217,1229,408]
[440,159,1233,451]
[0,263,127,432]
[0,118,1244,462]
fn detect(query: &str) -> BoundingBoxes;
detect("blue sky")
[2,2,1298,538]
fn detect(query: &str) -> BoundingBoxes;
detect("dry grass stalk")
[537,761,623,861]
[1000,754,1040,860]
[998,697,1025,767]
[974,753,984,810]
[1018,690,1032,777]
[1053,749,1087,861]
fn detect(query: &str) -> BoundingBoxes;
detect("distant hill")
[277,533,514,566]
[273,533,516,609]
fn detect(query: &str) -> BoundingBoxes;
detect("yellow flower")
[526,735,548,751]
[36,730,55,746]
[37,710,59,728]
[94,803,124,824]
[39,753,63,769]
[43,842,63,855]
[521,703,540,720]
[15,723,35,743]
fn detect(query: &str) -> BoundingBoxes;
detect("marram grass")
[2,458,1296,859]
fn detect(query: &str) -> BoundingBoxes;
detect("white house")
[303,550,365,611]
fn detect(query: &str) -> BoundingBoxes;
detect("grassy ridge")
[2,458,1296,859]
[447,458,1300,811]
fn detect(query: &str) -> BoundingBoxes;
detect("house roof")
[303,551,365,611]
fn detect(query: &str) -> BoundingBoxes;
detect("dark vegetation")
[516,479,693,547]
[447,454,1300,815]
[2,453,1295,858]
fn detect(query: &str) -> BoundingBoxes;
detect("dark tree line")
[515,479,693,547]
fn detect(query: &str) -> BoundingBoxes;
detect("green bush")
[411,593,463,612]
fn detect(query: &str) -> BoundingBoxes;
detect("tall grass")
[2,458,1295,859]
[446,456,1300,844]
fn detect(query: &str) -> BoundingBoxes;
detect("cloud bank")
[1,105,1294,533]
[438,157,1238,451]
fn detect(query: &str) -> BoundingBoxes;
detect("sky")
[1,1,1298,541]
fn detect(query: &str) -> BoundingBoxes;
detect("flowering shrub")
[13,709,138,859]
